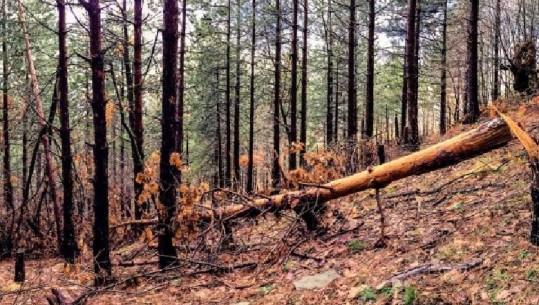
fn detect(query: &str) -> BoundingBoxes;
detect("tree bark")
[132,0,146,226]
[347,0,357,143]
[225,0,232,187]
[464,0,479,124]
[299,0,308,165]
[3,0,13,212]
[57,0,76,264]
[159,0,179,268]
[233,0,241,185]
[247,0,256,193]
[177,0,187,181]
[404,0,418,150]
[80,0,112,282]
[364,0,375,138]
[325,0,333,145]
[272,0,282,188]
[492,0,500,101]
[289,0,299,170]
[439,0,447,135]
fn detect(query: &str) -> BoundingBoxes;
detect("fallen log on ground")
[113,118,513,230]
[199,118,512,228]
[493,107,539,245]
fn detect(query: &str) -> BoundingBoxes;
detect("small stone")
[293,269,340,290]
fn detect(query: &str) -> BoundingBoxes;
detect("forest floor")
[1,102,539,305]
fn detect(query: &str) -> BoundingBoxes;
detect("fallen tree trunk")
[114,118,512,231]
[199,118,512,226]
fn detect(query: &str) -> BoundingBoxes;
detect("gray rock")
[293,269,340,290]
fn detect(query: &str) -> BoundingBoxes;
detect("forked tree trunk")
[18,0,62,253]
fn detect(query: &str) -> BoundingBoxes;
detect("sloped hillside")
[1,102,539,305]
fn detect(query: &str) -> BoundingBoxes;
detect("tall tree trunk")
[325,0,333,145]
[272,0,282,188]
[335,60,339,141]
[247,0,256,193]
[216,71,224,188]
[18,0,62,253]
[233,0,241,186]
[400,61,407,140]
[79,0,112,281]
[347,0,357,143]
[177,0,187,179]
[131,0,146,225]
[300,0,308,165]
[404,0,418,150]
[439,0,447,135]
[364,0,375,138]
[57,0,76,264]
[464,0,479,124]
[3,0,13,212]
[159,0,179,268]
[492,0,501,101]
[289,0,299,170]
[225,0,232,187]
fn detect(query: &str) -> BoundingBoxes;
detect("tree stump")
[14,250,25,283]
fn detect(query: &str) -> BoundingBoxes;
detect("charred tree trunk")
[177,0,187,181]
[57,0,76,263]
[464,0,479,124]
[439,0,447,135]
[159,0,179,268]
[364,0,375,138]
[3,0,13,212]
[233,0,241,185]
[492,0,500,101]
[247,0,256,193]
[299,0,308,165]
[225,0,232,187]
[80,0,112,282]
[325,0,334,145]
[289,0,299,170]
[347,0,357,143]
[404,0,418,150]
[132,0,146,224]
[272,0,282,188]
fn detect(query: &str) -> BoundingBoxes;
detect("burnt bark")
[247,0,256,193]
[57,0,76,263]
[272,0,282,188]
[158,0,179,268]
[439,0,447,135]
[463,0,479,124]
[299,0,308,165]
[81,0,112,281]
[289,0,299,170]
[364,0,375,138]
